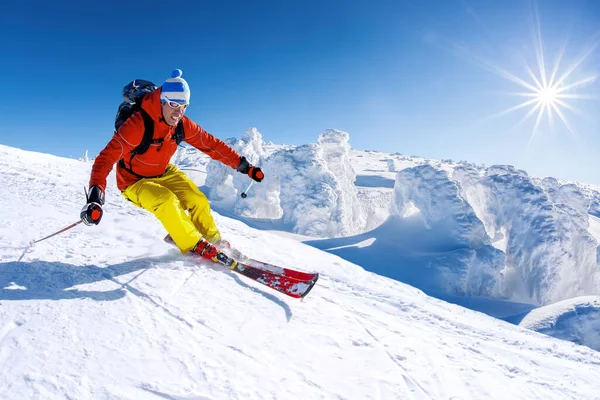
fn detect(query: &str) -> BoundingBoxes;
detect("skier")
[80,69,264,265]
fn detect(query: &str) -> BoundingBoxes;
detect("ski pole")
[32,220,83,244]
[241,181,254,198]
[29,191,90,245]
[18,219,83,262]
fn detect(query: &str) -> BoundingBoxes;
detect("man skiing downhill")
[81,69,264,265]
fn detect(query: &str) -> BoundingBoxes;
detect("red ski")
[230,262,319,299]
[164,235,319,298]
[243,258,317,282]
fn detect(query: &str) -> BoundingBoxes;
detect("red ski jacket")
[90,88,241,191]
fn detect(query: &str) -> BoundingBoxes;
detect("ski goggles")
[166,100,189,110]
[161,95,189,110]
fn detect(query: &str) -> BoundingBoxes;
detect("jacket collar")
[142,88,165,123]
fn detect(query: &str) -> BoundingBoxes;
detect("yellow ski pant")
[122,164,220,253]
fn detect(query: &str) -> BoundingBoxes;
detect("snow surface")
[2,131,600,398]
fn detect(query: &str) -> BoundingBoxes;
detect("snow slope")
[1,144,600,399]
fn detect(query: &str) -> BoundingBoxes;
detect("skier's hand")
[248,166,264,182]
[237,156,264,182]
[81,202,103,225]
[81,186,105,226]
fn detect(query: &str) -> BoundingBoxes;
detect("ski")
[230,262,319,299]
[242,258,318,282]
[163,235,319,298]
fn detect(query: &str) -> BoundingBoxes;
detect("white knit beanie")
[160,69,190,104]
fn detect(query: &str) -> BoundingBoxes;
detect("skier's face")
[161,100,188,126]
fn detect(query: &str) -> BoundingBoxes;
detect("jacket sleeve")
[182,118,242,170]
[89,115,144,191]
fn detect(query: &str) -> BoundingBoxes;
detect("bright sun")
[498,36,597,143]
[537,86,559,105]
[451,3,598,143]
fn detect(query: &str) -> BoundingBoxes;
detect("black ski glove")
[81,185,105,225]
[237,156,264,182]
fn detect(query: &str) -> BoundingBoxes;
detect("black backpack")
[115,80,185,178]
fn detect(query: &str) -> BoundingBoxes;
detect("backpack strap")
[174,120,185,145]
[117,110,185,179]
[132,109,156,156]
[118,109,165,179]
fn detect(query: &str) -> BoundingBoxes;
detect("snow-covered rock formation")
[203,128,268,208]
[391,164,506,297]
[256,129,365,237]
[79,150,92,162]
[456,165,599,306]
[518,296,600,351]
[204,129,365,238]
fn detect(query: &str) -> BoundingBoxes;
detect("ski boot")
[193,239,238,269]
[166,233,247,262]
[212,238,248,261]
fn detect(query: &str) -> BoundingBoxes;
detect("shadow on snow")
[304,215,536,320]
[0,256,167,302]
[354,175,395,188]
[0,254,295,320]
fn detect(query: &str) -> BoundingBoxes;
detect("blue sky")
[1,0,599,183]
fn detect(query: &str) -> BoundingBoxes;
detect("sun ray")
[531,101,546,138]
[514,101,543,131]
[530,1,548,88]
[548,39,568,87]
[480,98,540,122]
[556,76,598,93]
[553,37,600,88]
[443,37,541,93]
[547,102,555,129]
[550,102,580,143]
[557,93,598,100]
[522,60,544,90]
[553,98,583,116]
[506,92,539,98]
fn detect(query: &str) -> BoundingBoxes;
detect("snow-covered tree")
[242,129,365,237]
